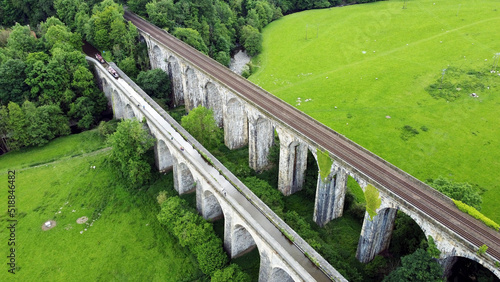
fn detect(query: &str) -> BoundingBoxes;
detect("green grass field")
[0,131,202,281]
[250,0,500,221]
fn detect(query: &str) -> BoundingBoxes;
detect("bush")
[97,120,118,137]
[453,200,500,231]
[211,264,251,282]
[157,196,228,275]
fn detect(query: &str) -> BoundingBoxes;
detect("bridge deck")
[124,9,500,267]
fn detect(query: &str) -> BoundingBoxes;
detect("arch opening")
[156,139,173,172]
[270,267,294,282]
[231,224,257,259]
[174,161,195,195]
[201,189,223,221]
[152,45,164,70]
[124,104,135,120]
[442,255,499,281]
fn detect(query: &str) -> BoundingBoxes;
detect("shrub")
[477,244,488,256]
[453,200,500,231]
[211,264,251,282]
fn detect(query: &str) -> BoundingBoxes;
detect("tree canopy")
[181,106,222,150]
[106,119,155,188]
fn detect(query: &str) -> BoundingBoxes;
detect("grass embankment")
[249,0,500,221]
[0,131,201,281]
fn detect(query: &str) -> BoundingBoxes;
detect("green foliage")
[400,125,419,141]
[156,190,168,205]
[136,68,171,104]
[118,56,138,77]
[428,176,482,210]
[106,119,155,188]
[211,263,251,282]
[145,0,176,31]
[477,244,488,256]
[426,236,441,259]
[453,200,500,231]
[383,249,443,282]
[158,196,228,275]
[426,65,498,102]
[2,101,69,150]
[0,132,201,281]
[97,120,118,137]
[242,177,284,215]
[240,25,262,57]
[6,24,37,59]
[316,148,333,180]
[173,28,209,55]
[364,184,381,220]
[181,106,223,150]
[0,59,29,105]
[389,212,426,258]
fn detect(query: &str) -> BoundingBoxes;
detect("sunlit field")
[250,0,500,221]
[0,131,201,281]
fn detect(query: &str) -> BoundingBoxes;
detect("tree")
[173,28,209,55]
[7,102,27,150]
[240,25,262,56]
[0,106,11,153]
[107,119,155,188]
[136,69,171,104]
[429,176,482,210]
[0,59,29,105]
[181,106,222,149]
[23,101,70,146]
[383,249,443,282]
[6,24,37,59]
[211,264,251,282]
[145,0,176,31]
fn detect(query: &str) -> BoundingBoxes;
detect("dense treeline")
[127,0,383,65]
[0,18,107,153]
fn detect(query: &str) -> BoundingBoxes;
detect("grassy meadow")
[0,131,202,281]
[249,0,500,221]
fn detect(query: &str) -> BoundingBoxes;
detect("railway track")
[124,11,500,264]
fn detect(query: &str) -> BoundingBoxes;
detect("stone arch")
[205,82,223,127]
[156,139,173,172]
[167,56,184,106]
[185,67,201,111]
[152,45,164,70]
[270,267,294,282]
[174,161,195,194]
[124,104,135,120]
[441,255,500,281]
[224,97,248,149]
[231,223,256,258]
[200,189,223,221]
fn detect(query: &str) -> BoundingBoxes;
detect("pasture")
[0,131,201,281]
[249,0,500,221]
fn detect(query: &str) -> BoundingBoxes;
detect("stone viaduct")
[88,57,347,281]
[121,11,499,279]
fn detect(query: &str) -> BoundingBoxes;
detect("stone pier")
[313,167,348,227]
[356,208,397,263]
